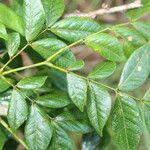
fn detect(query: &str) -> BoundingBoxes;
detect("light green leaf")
[114,27,146,48]
[85,33,125,62]
[133,22,150,41]
[127,0,150,20]
[88,61,116,79]
[51,16,102,43]
[25,105,53,150]
[87,82,111,135]
[112,94,142,150]
[49,123,75,150]
[67,73,87,112]
[17,76,47,90]
[23,0,45,41]
[67,59,85,71]
[36,90,70,108]
[0,23,7,40]
[0,3,23,35]
[0,78,14,93]
[7,90,28,131]
[41,0,65,27]
[55,110,92,133]
[31,38,76,68]
[118,43,150,91]
[6,32,20,57]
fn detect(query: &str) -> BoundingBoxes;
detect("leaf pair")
[67,73,111,135]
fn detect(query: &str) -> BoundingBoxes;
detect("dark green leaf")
[17,76,47,90]
[67,73,87,112]
[118,43,150,91]
[6,32,20,57]
[25,104,53,150]
[51,16,102,43]
[67,59,85,71]
[0,126,7,150]
[112,94,142,150]
[41,0,65,27]
[0,78,14,93]
[7,90,28,131]
[31,38,76,68]
[87,82,111,135]
[0,3,23,35]
[49,123,75,150]
[133,22,150,41]
[88,61,116,79]
[127,0,150,20]
[36,90,70,108]
[114,27,146,48]
[55,111,92,133]
[0,23,7,40]
[23,0,45,41]
[85,33,125,62]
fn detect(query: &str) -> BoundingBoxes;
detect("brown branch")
[65,0,142,18]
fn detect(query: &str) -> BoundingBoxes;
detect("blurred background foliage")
[0,0,150,150]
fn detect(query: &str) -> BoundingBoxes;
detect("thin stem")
[1,76,34,103]
[0,117,29,150]
[2,61,46,76]
[0,44,29,72]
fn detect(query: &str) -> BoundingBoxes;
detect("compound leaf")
[0,23,7,40]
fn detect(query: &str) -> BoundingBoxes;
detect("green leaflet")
[114,27,146,48]
[17,76,47,90]
[23,0,45,41]
[127,0,150,20]
[25,105,53,150]
[55,110,93,133]
[0,23,7,40]
[112,94,142,150]
[0,78,14,93]
[88,61,116,79]
[51,16,102,43]
[31,38,76,68]
[67,59,85,71]
[7,90,28,131]
[141,88,150,132]
[85,33,125,62]
[87,82,111,135]
[133,22,150,41]
[36,90,70,108]
[118,43,150,91]
[0,126,7,150]
[49,123,75,150]
[0,3,23,35]
[41,0,65,27]
[6,32,20,57]
[67,73,87,112]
